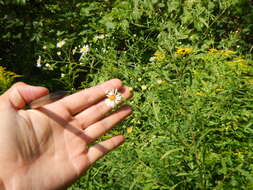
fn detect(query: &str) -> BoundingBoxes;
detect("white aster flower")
[149,56,156,62]
[56,40,65,48]
[36,56,42,67]
[105,89,122,107]
[157,79,165,85]
[72,46,77,55]
[141,85,147,91]
[95,34,105,40]
[57,51,61,56]
[45,63,54,70]
[80,44,90,55]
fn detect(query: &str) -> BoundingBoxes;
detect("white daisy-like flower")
[56,40,65,48]
[105,89,122,107]
[72,46,77,55]
[45,63,54,70]
[36,56,42,67]
[80,44,90,55]
[157,79,165,85]
[57,51,61,56]
[141,85,147,91]
[149,56,156,62]
[94,34,109,41]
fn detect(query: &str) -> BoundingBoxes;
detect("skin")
[0,79,132,190]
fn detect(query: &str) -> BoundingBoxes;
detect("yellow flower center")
[108,94,116,101]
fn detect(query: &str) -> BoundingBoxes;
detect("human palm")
[0,79,132,190]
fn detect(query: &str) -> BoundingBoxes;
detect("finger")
[87,135,125,164]
[53,79,122,115]
[75,86,133,129]
[83,105,132,144]
[3,82,49,109]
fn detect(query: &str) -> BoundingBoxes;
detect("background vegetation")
[1,0,253,189]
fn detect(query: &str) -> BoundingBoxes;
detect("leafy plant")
[0,66,21,94]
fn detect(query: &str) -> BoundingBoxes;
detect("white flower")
[45,63,53,70]
[36,56,42,67]
[80,44,90,55]
[43,45,47,50]
[72,47,77,55]
[141,85,147,91]
[56,40,65,48]
[105,89,122,107]
[95,34,105,39]
[61,73,65,78]
[149,56,156,62]
[57,51,61,56]
[157,79,165,85]
[94,34,108,41]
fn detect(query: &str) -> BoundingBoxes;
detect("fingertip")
[110,78,122,88]
[120,86,134,99]
[121,105,133,114]
[116,134,125,144]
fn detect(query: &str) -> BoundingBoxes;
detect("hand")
[0,79,132,190]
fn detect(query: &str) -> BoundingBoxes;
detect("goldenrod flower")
[127,127,133,133]
[149,50,166,62]
[233,57,246,63]
[221,50,236,56]
[195,92,205,96]
[154,50,165,61]
[215,88,224,93]
[176,47,193,55]
[208,48,218,54]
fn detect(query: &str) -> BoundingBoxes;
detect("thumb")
[4,82,49,109]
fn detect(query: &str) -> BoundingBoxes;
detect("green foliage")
[1,0,26,5]
[1,0,253,189]
[0,66,21,94]
[68,47,253,189]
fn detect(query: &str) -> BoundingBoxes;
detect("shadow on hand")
[36,107,110,156]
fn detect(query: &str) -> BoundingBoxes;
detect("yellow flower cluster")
[0,66,22,90]
[208,48,236,57]
[176,47,193,55]
[208,48,218,54]
[149,50,166,62]
[221,50,236,56]
[233,57,246,63]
